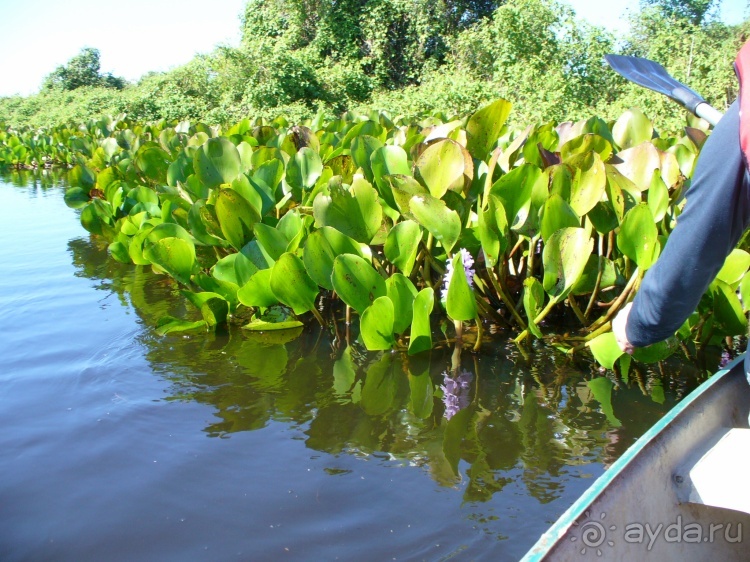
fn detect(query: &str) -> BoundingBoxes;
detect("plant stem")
[514,297,558,344]
[567,294,588,327]
[473,317,483,352]
[584,234,605,318]
[310,306,327,327]
[587,268,641,333]
[487,265,527,330]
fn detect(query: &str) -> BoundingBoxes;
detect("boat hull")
[523,358,750,561]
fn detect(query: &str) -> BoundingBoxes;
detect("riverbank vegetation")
[1,0,748,374]
[1,0,747,132]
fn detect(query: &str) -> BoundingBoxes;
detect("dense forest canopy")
[0,0,748,131]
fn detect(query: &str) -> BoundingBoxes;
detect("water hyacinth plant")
[1,99,746,374]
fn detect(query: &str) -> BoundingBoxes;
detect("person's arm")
[616,100,750,351]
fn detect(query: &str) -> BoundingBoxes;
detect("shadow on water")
[65,230,714,508]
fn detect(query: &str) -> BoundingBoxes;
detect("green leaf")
[560,134,612,162]
[269,252,319,315]
[351,135,384,183]
[409,193,461,253]
[716,249,750,288]
[491,163,543,233]
[142,223,196,285]
[361,296,396,350]
[466,98,512,160]
[446,252,478,321]
[242,318,304,331]
[313,177,383,243]
[409,288,434,355]
[571,255,618,295]
[331,254,387,314]
[303,227,363,290]
[193,137,242,188]
[134,142,171,183]
[286,147,323,191]
[540,194,580,243]
[632,338,679,363]
[740,271,750,312]
[647,169,669,223]
[612,108,653,150]
[181,290,229,326]
[542,227,594,301]
[413,139,465,199]
[215,187,262,250]
[237,269,278,308]
[522,277,545,338]
[477,195,508,267]
[254,222,289,262]
[568,151,606,217]
[617,204,658,270]
[710,279,748,336]
[386,273,418,334]
[384,220,422,276]
[588,332,624,370]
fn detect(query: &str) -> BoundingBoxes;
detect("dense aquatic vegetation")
[2,99,746,375]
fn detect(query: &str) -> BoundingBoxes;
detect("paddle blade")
[605,54,706,113]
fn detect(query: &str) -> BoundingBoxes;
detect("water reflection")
[65,224,711,507]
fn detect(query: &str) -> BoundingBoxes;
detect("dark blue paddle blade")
[605,54,706,113]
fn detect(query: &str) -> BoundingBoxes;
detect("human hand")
[612,302,635,355]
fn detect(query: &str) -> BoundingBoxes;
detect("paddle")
[604,54,723,126]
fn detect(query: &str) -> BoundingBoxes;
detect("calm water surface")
[0,171,713,561]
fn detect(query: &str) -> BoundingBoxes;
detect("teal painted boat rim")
[520,354,747,561]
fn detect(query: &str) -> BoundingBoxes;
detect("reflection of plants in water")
[66,233,702,504]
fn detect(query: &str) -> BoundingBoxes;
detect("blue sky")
[0,0,747,97]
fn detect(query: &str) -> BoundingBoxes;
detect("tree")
[43,48,125,91]
[639,0,719,26]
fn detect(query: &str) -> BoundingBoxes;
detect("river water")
[0,171,714,561]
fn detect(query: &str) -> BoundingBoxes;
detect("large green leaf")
[446,252,477,321]
[384,220,422,276]
[568,152,606,217]
[647,170,669,223]
[711,279,748,336]
[542,227,594,301]
[477,194,509,267]
[466,98,512,160]
[522,277,545,337]
[612,108,653,150]
[408,193,461,253]
[716,249,750,288]
[588,332,624,370]
[254,222,289,262]
[351,135,384,183]
[408,367,434,419]
[134,142,171,184]
[303,227,363,290]
[286,147,323,191]
[360,296,396,350]
[540,194,580,243]
[331,254,387,314]
[269,252,319,315]
[491,163,544,233]
[413,139,465,199]
[313,177,383,243]
[617,204,658,270]
[193,137,242,188]
[142,223,196,285]
[237,269,278,308]
[409,288,434,355]
[386,274,418,334]
[215,187,261,250]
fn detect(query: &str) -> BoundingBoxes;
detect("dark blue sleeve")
[626,100,750,347]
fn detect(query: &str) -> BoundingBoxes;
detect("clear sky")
[0,0,747,98]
